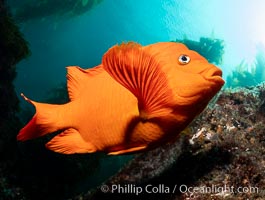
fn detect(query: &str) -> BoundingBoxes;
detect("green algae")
[226,49,265,88]
[175,37,225,65]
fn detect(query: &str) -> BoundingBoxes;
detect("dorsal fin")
[66,65,103,101]
[102,42,175,119]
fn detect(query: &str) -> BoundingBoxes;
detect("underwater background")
[0,0,265,199]
[9,0,265,101]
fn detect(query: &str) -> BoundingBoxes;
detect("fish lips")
[203,66,225,86]
[176,68,224,100]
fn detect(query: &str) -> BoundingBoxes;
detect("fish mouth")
[208,67,222,77]
[176,66,224,100]
[203,66,225,85]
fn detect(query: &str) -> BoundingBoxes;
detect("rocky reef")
[73,85,265,200]
[0,0,30,199]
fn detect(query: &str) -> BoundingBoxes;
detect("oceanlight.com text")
[100,184,259,196]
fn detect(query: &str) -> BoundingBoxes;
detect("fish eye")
[178,54,190,65]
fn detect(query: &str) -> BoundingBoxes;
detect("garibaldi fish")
[17,42,224,155]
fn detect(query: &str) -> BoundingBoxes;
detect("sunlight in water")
[162,0,265,71]
[238,1,265,65]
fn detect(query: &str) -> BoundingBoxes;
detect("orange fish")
[17,42,224,155]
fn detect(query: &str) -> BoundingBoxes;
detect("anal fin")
[46,128,96,154]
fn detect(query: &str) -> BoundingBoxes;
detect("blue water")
[6,0,265,197]
[10,0,265,101]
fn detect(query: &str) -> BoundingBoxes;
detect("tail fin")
[17,93,63,141]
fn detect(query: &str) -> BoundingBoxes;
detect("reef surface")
[0,0,30,199]
[73,86,265,200]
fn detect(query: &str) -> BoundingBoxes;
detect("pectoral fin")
[46,128,96,154]
[102,42,175,119]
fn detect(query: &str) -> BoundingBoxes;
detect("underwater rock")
[73,85,265,200]
[0,0,30,199]
[11,0,104,22]
[105,138,185,184]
